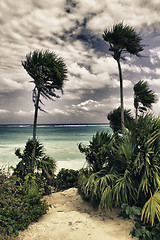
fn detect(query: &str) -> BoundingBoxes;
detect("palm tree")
[134,80,157,120]
[22,50,67,174]
[103,22,144,133]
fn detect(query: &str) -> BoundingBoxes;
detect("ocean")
[0,124,111,172]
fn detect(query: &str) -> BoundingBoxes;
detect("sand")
[17,188,137,240]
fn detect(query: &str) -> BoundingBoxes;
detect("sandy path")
[17,188,137,240]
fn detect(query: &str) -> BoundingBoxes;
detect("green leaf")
[141,190,160,226]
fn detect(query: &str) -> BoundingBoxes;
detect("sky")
[1,0,160,124]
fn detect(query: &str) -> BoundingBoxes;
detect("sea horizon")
[0,123,109,127]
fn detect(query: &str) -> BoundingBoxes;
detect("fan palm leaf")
[141,189,160,226]
[134,80,157,119]
[113,169,137,205]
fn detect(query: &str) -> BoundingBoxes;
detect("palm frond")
[22,49,67,109]
[134,80,157,118]
[113,170,137,205]
[103,22,144,60]
[141,189,160,226]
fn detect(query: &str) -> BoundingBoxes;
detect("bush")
[55,168,79,191]
[78,131,114,172]
[0,171,50,238]
[14,139,56,180]
[13,139,56,195]
[107,107,135,134]
[131,222,160,240]
[121,203,142,221]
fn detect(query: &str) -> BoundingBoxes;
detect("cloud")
[122,63,141,74]
[66,64,111,90]
[48,109,70,116]
[0,77,30,93]
[0,109,9,113]
[86,0,160,34]
[91,56,117,75]
[14,110,34,116]
[71,99,106,117]
[1,0,160,123]
[140,77,160,90]
[76,99,104,111]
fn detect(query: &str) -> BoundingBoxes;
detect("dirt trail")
[17,188,137,240]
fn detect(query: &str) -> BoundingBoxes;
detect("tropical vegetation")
[103,22,144,132]
[55,168,79,191]
[22,50,67,173]
[78,114,160,239]
[14,139,56,180]
[13,139,56,194]
[0,166,50,239]
[134,80,157,120]
[78,131,114,172]
[107,107,135,134]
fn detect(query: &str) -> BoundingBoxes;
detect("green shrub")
[55,168,79,191]
[131,222,160,240]
[122,204,160,240]
[0,171,50,238]
[121,203,142,221]
[78,131,114,172]
[107,107,135,134]
[13,139,56,195]
[14,139,56,181]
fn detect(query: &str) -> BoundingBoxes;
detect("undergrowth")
[0,168,50,239]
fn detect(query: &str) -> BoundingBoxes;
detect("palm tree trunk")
[135,107,138,122]
[31,89,40,174]
[117,59,125,133]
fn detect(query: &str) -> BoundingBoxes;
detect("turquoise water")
[0,124,111,171]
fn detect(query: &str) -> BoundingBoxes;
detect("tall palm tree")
[103,22,144,133]
[134,80,157,120]
[22,50,67,173]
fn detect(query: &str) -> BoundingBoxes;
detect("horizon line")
[0,123,109,126]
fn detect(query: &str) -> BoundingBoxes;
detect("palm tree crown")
[22,50,67,107]
[103,22,144,61]
[134,80,157,119]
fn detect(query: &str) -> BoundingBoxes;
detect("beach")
[17,188,137,240]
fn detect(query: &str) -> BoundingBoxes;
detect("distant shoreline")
[0,123,109,127]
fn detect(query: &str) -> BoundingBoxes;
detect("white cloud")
[123,80,133,88]
[122,63,141,73]
[155,69,160,75]
[71,100,105,116]
[145,78,160,87]
[48,109,70,116]
[0,78,26,93]
[149,46,160,65]
[15,110,34,116]
[66,67,112,91]
[86,0,160,34]
[0,109,9,113]
[91,56,117,75]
